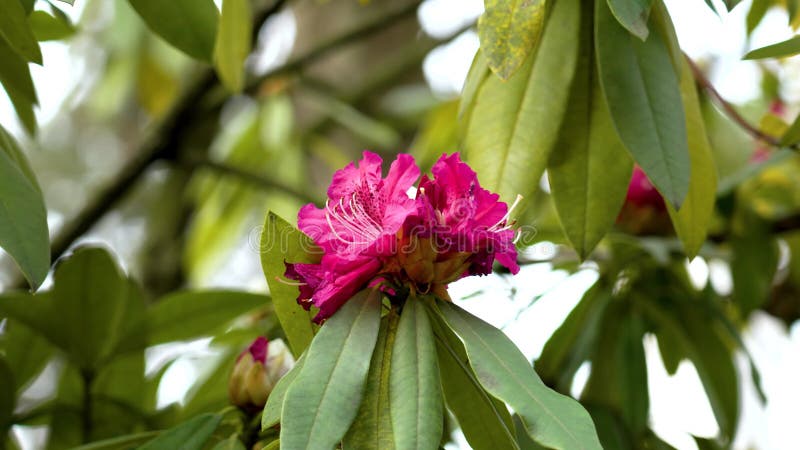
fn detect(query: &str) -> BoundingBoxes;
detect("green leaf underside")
[478,0,546,80]
[595,0,690,208]
[28,11,76,42]
[666,59,718,259]
[548,0,633,259]
[262,354,305,430]
[0,124,49,287]
[146,290,267,345]
[0,0,42,63]
[606,0,655,40]
[138,413,222,450]
[260,211,319,357]
[343,313,399,450]
[280,290,381,450]
[466,0,581,207]
[640,301,739,439]
[128,0,219,61]
[0,36,37,104]
[390,299,443,450]
[437,300,602,450]
[744,35,800,59]
[426,302,518,450]
[214,0,252,92]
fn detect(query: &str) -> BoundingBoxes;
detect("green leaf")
[20,0,34,15]
[0,358,14,430]
[146,290,268,345]
[128,0,219,61]
[0,320,53,392]
[28,11,76,41]
[260,211,319,358]
[0,124,49,288]
[606,0,654,40]
[548,8,633,259]
[138,413,223,450]
[478,0,546,80]
[731,223,778,317]
[640,301,739,439]
[0,36,37,103]
[666,59,718,259]
[211,435,246,450]
[69,431,162,450]
[466,0,581,206]
[214,0,251,92]
[746,0,772,36]
[585,406,634,450]
[262,354,305,430]
[52,247,146,369]
[0,0,42,63]
[595,0,690,208]
[437,300,602,450]
[535,283,611,391]
[390,298,443,450]
[343,313,398,450]
[744,35,800,59]
[55,0,75,5]
[458,50,489,122]
[780,110,800,146]
[280,289,382,450]
[427,304,518,450]
[6,84,37,135]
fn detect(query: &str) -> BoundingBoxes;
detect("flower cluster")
[285,151,520,322]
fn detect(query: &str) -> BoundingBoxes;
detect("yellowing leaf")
[478,0,547,80]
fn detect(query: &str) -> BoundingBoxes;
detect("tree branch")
[187,158,319,204]
[686,55,799,150]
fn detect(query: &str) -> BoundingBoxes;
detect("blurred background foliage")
[2,0,800,449]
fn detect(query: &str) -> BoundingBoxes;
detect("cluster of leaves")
[0,247,277,449]
[257,213,602,450]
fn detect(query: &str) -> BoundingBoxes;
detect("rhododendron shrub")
[260,151,602,450]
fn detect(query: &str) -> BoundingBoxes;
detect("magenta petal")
[327,151,384,200]
[383,153,420,202]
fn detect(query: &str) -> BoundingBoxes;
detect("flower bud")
[228,337,294,410]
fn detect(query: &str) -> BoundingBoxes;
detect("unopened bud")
[228,337,294,410]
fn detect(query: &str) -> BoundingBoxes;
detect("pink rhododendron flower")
[286,151,520,322]
[229,337,294,410]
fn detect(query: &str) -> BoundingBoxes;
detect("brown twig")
[686,55,799,150]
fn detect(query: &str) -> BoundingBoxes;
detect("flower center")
[325,191,384,245]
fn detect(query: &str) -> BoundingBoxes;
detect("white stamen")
[275,276,308,286]
[489,194,523,231]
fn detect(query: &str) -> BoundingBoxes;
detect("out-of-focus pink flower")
[616,165,671,235]
[285,151,521,321]
[624,166,666,211]
[229,337,294,410]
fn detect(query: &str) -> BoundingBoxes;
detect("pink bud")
[228,338,294,410]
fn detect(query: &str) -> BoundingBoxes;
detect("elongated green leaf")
[390,299,443,450]
[466,0,581,206]
[0,320,53,392]
[262,355,305,430]
[585,406,635,450]
[0,358,14,429]
[281,290,382,450]
[128,0,219,61]
[437,300,602,450]
[478,0,546,80]
[214,0,251,92]
[606,0,654,40]
[548,8,633,259]
[0,124,49,288]
[146,290,268,345]
[595,0,689,208]
[49,249,146,369]
[138,413,222,450]
[458,50,489,122]
[343,313,398,450]
[0,36,37,103]
[640,301,739,439]
[6,84,37,135]
[780,112,800,146]
[0,0,42,63]
[746,0,772,36]
[536,283,611,392]
[744,35,800,59]
[69,431,162,450]
[666,59,718,258]
[260,212,319,357]
[427,303,518,450]
[212,435,246,450]
[28,11,76,41]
